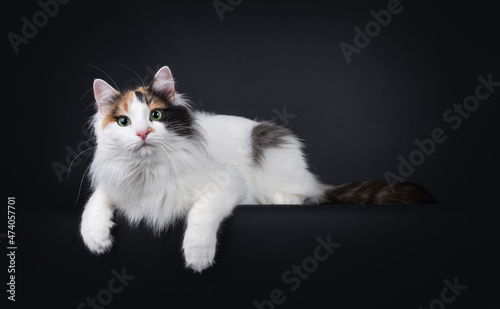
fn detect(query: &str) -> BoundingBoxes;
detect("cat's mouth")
[132,139,153,151]
[132,141,155,156]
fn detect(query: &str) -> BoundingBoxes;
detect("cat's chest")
[107,167,195,226]
[109,166,185,199]
[97,158,188,200]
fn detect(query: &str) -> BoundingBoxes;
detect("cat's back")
[195,112,257,146]
[196,113,256,136]
[194,112,257,166]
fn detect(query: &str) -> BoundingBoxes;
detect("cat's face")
[93,66,197,156]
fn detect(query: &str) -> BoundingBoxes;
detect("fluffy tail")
[320,181,436,204]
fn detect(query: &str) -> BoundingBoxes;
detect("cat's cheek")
[151,124,167,137]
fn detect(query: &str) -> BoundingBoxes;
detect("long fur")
[80,66,435,272]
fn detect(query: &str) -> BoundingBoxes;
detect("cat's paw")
[183,230,217,273]
[80,218,114,254]
[183,244,216,273]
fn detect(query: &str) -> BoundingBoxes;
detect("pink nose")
[136,130,150,141]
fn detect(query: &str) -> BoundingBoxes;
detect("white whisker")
[115,63,146,87]
[67,146,96,180]
[73,165,91,208]
[86,64,119,90]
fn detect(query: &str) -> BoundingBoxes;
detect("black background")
[2,0,500,308]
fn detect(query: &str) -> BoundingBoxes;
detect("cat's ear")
[93,79,119,115]
[150,66,175,101]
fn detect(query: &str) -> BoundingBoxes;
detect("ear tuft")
[93,79,119,115]
[150,66,175,101]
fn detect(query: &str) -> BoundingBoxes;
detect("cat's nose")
[136,130,150,141]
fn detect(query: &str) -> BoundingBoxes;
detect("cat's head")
[92,66,200,156]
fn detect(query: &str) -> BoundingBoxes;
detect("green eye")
[150,110,162,121]
[117,116,131,127]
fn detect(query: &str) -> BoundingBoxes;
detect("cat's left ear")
[93,79,120,115]
[150,66,175,102]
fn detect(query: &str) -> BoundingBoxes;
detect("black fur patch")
[150,89,173,106]
[159,105,198,138]
[140,84,201,140]
[251,122,294,164]
[134,91,146,103]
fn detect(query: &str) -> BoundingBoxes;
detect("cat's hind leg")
[249,122,325,205]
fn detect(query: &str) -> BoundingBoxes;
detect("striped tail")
[320,181,436,204]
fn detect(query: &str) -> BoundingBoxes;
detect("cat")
[80,66,435,272]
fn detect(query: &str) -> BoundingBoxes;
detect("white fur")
[81,76,326,272]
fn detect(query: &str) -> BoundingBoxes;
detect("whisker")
[115,63,146,87]
[80,87,94,101]
[158,144,186,167]
[67,146,96,180]
[86,64,120,90]
[79,147,94,171]
[157,141,193,170]
[84,100,96,113]
[122,79,140,92]
[158,145,177,173]
[73,165,91,208]
[157,144,173,162]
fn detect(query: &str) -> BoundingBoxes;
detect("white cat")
[80,66,434,272]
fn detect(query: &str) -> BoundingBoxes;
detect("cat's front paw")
[183,232,216,273]
[80,218,114,254]
[183,245,216,273]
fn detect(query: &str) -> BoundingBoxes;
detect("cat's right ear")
[93,79,119,115]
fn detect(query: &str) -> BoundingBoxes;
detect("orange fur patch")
[149,99,168,111]
[101,91,134,129]
[100,86,172,129]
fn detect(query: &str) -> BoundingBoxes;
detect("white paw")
[183,245,216,273]
[183,234,217,273]
[80,218,114,254]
